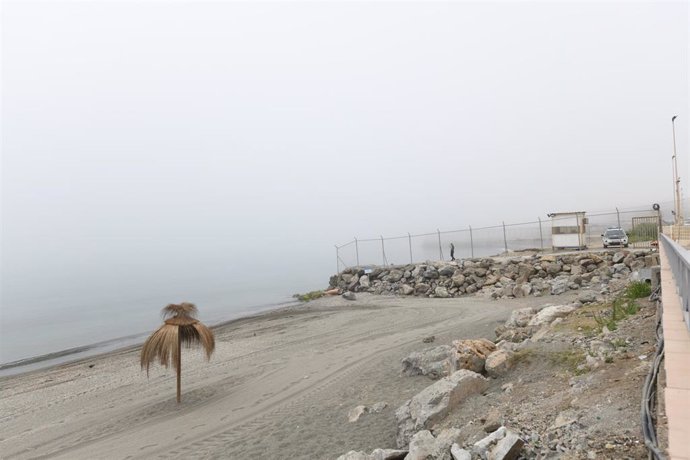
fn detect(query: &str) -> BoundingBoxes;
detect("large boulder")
[504,308,536,328]
[577,290,597,304]
[337,449,408,460]
[415,283,431,294]
[472,426,525,459]
[512,283,532,298]
[550,278,569,295]
[387,270,404,282]
[528,305,576,326]
[450,339,497,373]
[612,252,626,264]
[530,278,551,297]
[472,427,505,457]
[400,284,415,295]
[359,275,371,288]
[434,287,450,298]
[450,444,471,460]
[395,370,489,447]
[484,349,514,378]
[613,263,629,274]
[439,265,456,277]
[424,268,440,280]
[490,431,524,460]
[544,262,563,275]
[338,452,371,460]
[451,273,466,287]
[401,346,454,379]
[348,275,360,290]
[404,429,461,460]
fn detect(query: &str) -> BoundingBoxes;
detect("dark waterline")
[0,298,300,378]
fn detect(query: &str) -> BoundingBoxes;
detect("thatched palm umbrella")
[141,302,215,403]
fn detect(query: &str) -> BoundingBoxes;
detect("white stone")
[451,443,472,460]
[528,305,576,326]
[348,405,368,422]
[504,307,536,328]
[401,346,454,379]
[485,349,514,378]
[473,426,506,457]
[395,370,489,448]
[489,431,524,460]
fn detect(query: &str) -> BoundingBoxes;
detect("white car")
[602,228,629,248]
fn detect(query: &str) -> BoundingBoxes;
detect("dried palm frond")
[162,302,198,319]
[140,302,216,402]
[141,323,179,374]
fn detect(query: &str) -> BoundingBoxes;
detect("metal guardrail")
[660,234,690,331]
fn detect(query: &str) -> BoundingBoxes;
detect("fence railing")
[335,207,665,273]
[663,224,690,242]
[660,234,690,332]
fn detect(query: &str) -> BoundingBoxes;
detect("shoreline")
[1,293,577,459]
[0,297,304,378]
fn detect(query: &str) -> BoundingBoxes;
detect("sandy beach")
[1,293,574,459]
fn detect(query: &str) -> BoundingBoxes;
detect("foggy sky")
[2,1,689,297]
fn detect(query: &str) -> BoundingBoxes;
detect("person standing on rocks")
[450,243,455,261]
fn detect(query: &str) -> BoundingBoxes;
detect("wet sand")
[0,293,569,459]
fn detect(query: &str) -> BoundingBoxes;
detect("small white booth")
[548,211,588,250]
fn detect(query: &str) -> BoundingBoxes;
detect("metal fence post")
[502,221,508,254]
[437,229,443,261]
[616,207,621,228]
[408,232,413,264]
[380,235,387,266]
[469,225,474,258]
[538,217,544,250]
[354,237,359,266]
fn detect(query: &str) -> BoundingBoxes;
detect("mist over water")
[1,236,328,364]
[1,1,687,368]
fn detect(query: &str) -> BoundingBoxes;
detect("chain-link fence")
[335,206,667,273]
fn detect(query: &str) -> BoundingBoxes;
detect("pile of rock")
[338,366,523,460]
[395,369,490,448]
[329,250,657,300]
[401,339,496,379]
[401,337,519,383]
[335,254,655,460]
[337,425,524,460]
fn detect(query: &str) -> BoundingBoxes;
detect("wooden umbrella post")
[176,333,182,403]
[141,303,215,404]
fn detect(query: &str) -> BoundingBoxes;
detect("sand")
[0,293,570,459]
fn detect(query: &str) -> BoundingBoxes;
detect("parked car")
[602,227,629,248]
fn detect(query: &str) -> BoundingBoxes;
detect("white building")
[548,211,587,250]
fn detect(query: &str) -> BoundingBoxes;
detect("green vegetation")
[611,338,628,349]
[292,290,325,302]
[593,283,646,331]
[549,349,587,375]
[560,282,648,335]
[510,348,535,365]
[510,348,588,375]
[624,281,651,299]
[627,223,658,243]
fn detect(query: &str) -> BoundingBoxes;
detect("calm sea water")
[0,235,544,375]
[0,236,329,373]
[0,278,312,371]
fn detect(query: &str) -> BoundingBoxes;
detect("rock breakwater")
[329,250,658,300]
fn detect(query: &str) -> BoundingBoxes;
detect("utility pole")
[672,115,683,224]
